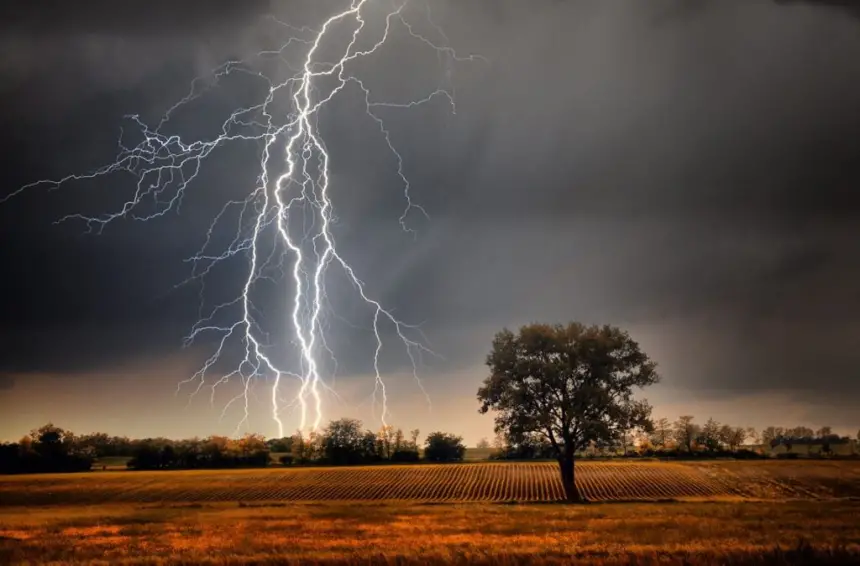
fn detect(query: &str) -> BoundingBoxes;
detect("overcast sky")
[1,0,859,443]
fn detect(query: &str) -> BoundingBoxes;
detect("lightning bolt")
[3,0,482,437]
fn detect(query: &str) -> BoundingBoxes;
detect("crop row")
[0,461,831,506]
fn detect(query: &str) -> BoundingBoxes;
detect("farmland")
[1,501,859,565]
[2,461,860,564]
[2,460,859,506]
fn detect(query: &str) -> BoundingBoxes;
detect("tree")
[266,436,293,453]
[698,418,723,452]
[237,433,267,456]
[128,442,162,469]
[673,416,699,453]
[761,426,784,447]
[745,427,759,445]
[476,438,491,450]
[386,428,421,462]
[478,322,659,502]
[635,431,654,454]
[650,417,672,450]
[617,430,636,456]
[30,423,67,458]
[424,432,466,462]
[787,426,814,439]
[322,418,366,465]
[615,410,648,456]
[497,431,554,460]
[361,430,380,462]
[815,426,833,439]
[291,431,321,464]
[719,425,747,452]
[377,425,396,460]
[393,428,405,454]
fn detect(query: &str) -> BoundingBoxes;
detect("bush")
[423,432,466,462]
[733,449,765,459]
[390,449,419,463]
[0,443,93,474]
[279,454,294,466]
[319,418,378,465]
[489,433,554,460]
[777,452,800,459]
[126,438,271,470]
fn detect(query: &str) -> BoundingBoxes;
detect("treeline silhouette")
[0,419,467,474]
[0,424,92,474]
[1,416,856,474]
[490,416,856,461]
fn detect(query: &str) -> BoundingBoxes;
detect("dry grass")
[1,501,858,565]
[2,460,859,506]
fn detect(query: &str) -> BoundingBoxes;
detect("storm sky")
[1,0,859,443]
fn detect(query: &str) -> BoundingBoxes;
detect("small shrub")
[424,432,466,462]
[390,449,419,463]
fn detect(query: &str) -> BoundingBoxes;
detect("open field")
[2,460,859,506]
[1,501,859,564]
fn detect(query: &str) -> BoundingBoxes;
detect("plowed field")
[2,460,858,506]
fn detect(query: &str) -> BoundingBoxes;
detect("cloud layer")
[1,0,859,437]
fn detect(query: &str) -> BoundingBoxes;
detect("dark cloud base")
[2,1,860,414]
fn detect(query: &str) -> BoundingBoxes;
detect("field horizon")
[3,460,859,507]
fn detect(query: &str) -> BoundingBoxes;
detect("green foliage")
[126,434,271,470]
[266,436,293,453]
[698,418,723,452]
[651,417,673,449]
[479,323,658,456]
[390,449,420,462]
[674,416,699,452]
[490,431,554,460]
[321,418,376,465]
[478,322,658,500]
[423,432,466,462]
[0,423,93,474]
[289,420,418,466]
[719,425,748,452]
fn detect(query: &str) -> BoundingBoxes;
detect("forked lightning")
[3,0,482,436]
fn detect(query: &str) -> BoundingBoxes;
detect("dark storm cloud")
[0,1,272,35]
[774,0,860,20]
[374,0,860,400]
[2,0,860,420]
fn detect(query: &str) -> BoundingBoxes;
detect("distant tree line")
[278,419,465,466]
[1,417,855,476]
[0,423,94,474]
[0,419,468,474]
[488,416,856,461]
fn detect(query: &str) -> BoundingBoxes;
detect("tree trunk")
[558,455,582,502]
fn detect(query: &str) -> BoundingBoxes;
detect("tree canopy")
[424,432,466,462]
[478,322,659,501]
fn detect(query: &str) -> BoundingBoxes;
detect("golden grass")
[2,460,859,506]
[1,501,859,564]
